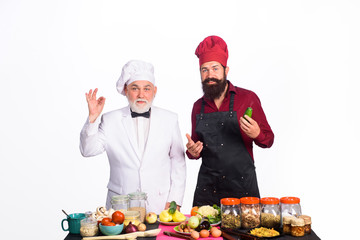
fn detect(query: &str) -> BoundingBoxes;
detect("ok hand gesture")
[186,133,203,158]
[86,88,106,123]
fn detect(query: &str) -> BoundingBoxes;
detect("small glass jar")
[260,197,281,229]
[123,210,141,226]
[291,217,305,237]
[299,215,312,234]
[220,198,241,229]
[240,197,260,229]
[282,216,296,235]
[80,211,98,237]
[111,195,129,212]
[280,197,302,226]
[128,191,147,223]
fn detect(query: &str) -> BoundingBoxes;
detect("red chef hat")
[195,35,228,67]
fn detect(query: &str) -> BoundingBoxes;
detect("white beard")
[128,98,153,113]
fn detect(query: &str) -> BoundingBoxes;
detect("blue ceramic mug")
[61,213,86,234]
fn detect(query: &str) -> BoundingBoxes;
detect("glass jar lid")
[260,197,280,205]
[220,198,240,205]
[111,194,129,203]
[280,197,300,204]
[240,197,260,205]
[128,191,147,200]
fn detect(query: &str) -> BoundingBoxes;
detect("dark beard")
[202,75,227,100]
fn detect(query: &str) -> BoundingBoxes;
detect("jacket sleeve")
[167,118,186,206]
[252,94,274,148]
[79,116,106,157]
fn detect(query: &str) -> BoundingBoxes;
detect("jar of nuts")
[221,198,241,229]
[240,197,260,229]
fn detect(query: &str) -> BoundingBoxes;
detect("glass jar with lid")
[80,211,98,237]
[240,197,260,229]
[260,197,281,229]
[299,215,312,234]
[111,194,129,212]
[280,197,302,226]
[220,198,241,229]
[123,210,141,226]
[291,217,305,237]
[128,191,147,223]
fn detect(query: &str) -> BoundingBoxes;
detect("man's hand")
[165,202,180,211]
[240,116,260,139]
[186,133,203,158]
[86,88,106,123]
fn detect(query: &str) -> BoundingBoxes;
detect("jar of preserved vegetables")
[128,192,147,223]
[260,197,281,229]
[291,217,305,237]
[240,197,260,229]
[280,196,301,226]
[111,195,129,212]
[221,198,241,229]
[282,215,296,234]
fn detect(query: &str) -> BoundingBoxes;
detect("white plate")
[158,217,188,226]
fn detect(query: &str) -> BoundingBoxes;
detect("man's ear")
[123,84,128,95]
[225,66,230,76]
[154,86,157,97]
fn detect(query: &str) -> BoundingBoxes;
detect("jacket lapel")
[121,106,141,161]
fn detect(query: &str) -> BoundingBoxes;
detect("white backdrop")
[1,0,359,239]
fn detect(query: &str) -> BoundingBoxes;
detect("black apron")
[193,93,260,206]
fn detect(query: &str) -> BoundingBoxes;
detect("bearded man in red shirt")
[186,36,275,206]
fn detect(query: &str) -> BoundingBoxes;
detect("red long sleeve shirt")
[186,81,274,161]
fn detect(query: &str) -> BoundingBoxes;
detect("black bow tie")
[131,109,151,118]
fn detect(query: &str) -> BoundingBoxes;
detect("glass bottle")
[220,198,241,229]
[128,191,147,223]
[260,197,281,229]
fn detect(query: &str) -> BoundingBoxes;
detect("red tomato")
[112,211,125,224]
[104,221,116,226]
[101,217,112,226]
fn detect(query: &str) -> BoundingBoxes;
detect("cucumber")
[243,107,253,122]
[168,201,177,214]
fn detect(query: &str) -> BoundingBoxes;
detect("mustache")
[203,78,222,84]
[135,99,148,103]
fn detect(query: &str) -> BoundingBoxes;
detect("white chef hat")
[116,60,156,95]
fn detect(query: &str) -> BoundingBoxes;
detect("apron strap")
[200,98,205,119]
[229,92,235,117]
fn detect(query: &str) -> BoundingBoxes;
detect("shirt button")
[213,190,216,193]
[203,188,207,192]
[222,176,226,179]
[205,123,208,126]
[221,122,224,126]
[220,143,224,146]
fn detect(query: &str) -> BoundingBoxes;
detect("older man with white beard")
[80,60,186,214]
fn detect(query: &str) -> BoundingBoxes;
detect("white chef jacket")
[80,105,186,214]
